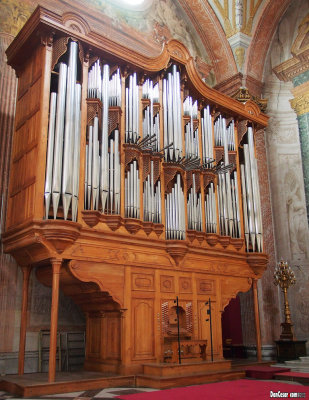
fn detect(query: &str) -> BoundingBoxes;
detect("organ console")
[4,6,269,381]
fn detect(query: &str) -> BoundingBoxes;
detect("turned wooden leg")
[18,266,31,375]
[48,259,62,382]
[253,279,262,361]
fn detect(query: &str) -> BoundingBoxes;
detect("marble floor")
[0,387,158,400]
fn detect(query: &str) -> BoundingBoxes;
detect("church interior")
[0,0,308,395]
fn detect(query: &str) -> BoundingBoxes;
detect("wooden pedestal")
[275,340,307,362]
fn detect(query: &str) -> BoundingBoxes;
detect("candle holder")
[274,260,296,340]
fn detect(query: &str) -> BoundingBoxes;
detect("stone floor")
[0,387,158,400]
[272,356,309,373]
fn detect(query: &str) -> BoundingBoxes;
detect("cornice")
[274,57,309,82]
[6,5,268,128]
[273,13,309,82]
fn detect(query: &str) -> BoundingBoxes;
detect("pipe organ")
[4,6,269,378]
[44,40,263,247]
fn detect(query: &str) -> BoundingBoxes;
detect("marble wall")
[263,0,309,347]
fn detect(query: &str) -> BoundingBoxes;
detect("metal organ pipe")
[45,41,82,222]
[100,64,110,212]
[163,65,182,161]
[143,161,162,223]
[44,92,57,219]
[201,105,214,166]
[165,174,185,240]
[84,62,121,214]
[51,62,67,218]
[62,41,79,220]
[205,183,217,233]
[215,116,240,238]
[125,73,139,144]
[72,83,82,222]
[187,174,202,231]
[125,160,140,218]
[92,117,99,210]
[142,80,160,152]
[44,48,262,254]
[240,127,263,252]
[184,97,199,160]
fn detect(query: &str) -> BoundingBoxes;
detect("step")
[275,371,309,385]
[245,366,290,380]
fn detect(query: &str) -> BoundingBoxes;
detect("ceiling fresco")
[0,0,295,90]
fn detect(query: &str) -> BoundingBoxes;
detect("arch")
[62,12,91,35]
[178,0,238,84]
[244,0,292,87]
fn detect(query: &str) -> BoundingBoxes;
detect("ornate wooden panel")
[132,299,155,360]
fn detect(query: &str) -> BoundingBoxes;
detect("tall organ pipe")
[45,92,57,219]
[72,83,81,222]
[114,130,120,214]
[241,164,250,250]
[201,106,213,165]
[205,182,217,233]
[240,128,263,252]
[125,160,140,218]
[163,65,182,161]
[86,126,93,209]
[165,174,185,240]
[187,174,202,231]
[125,73,139,144]
[51,63,67,218]
[92,117,99,210]
[244,144,256,251]
[248,127,263,252]
[100,64,110,212]
[62,41,78,220]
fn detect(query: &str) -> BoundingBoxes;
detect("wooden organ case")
[4,7,269,378]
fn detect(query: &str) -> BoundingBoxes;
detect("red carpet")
[116,380,309,400]
[276,371,309,378]
[245,365,290,379]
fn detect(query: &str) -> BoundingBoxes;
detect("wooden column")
[48,259,62,382]
[252,278,262,361]
[18,266,31,375]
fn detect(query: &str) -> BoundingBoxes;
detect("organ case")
[4,6,269,376]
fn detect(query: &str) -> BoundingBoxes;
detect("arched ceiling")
[0,0,295,95]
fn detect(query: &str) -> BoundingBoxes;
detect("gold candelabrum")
[274,260,296,340]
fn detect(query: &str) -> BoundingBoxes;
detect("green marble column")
[290,71,309,225]
[297,112,309,224]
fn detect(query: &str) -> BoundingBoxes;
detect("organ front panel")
[4,6,269,375]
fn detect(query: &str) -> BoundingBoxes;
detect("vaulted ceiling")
[0,0,296,95]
